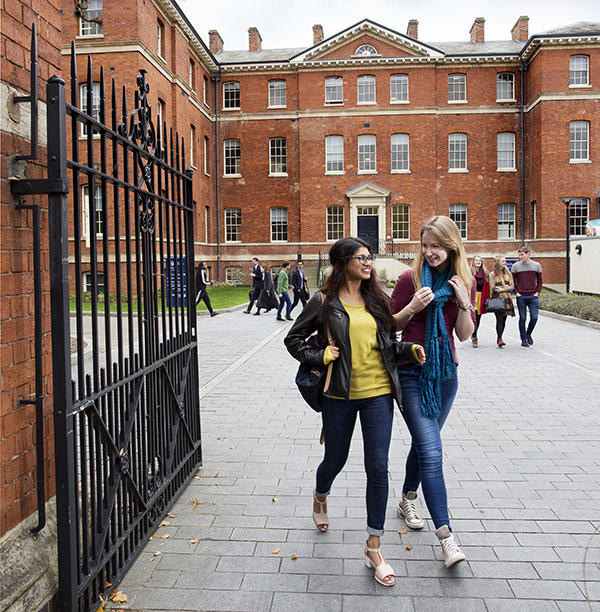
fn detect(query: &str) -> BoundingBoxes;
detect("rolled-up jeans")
[397,364,458,530]
[516,295,539,341]
[316,393,394,536]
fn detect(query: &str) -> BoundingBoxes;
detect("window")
[449,204,468,238]
[189,125,195,166]
[270,207,288,241]
[223,81,240,109]
[355,44,377,56]
[189,59,195,90]
[570,55,589,86]
[203,75,208,104]
[326,206,344,241]
[157,19,164,57]
[203,136,209,174]
[357,75,376,104]
[82,183,104,240]
[225,267,242,284]
[325,77,343,105]
[569,198,589,236]
[325,135,344,173]
[80,83,100,135]
[358,134,376,172]
[269,138,287,175]
[497,73,514,101]
[225,208,241,242]
[204,206,209,243]
[497,132,515,170]
[570,121,589,161]
[79,0,102,36]
[224,139,240,176]
[85,272,105,294]
[448,133,467,170]
[391,205,410,240]
[391,134,409,172]
[390,74,408,103]
[497,203,515,239]
[268,80,286,107]
[156,98,165,134]
[448,73,466,102]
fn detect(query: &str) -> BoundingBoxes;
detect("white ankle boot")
[435,525,466,568]
[397,491,424,529]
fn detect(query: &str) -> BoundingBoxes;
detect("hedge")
[539,290,600,323]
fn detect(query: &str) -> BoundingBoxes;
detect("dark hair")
[281,260,290,268]
[320,237,395,336]
[252,257,259,262]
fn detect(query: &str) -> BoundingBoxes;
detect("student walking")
[511,246,543,347]
[469,255,489,347]
[391,215,474,568]
[275,261,293,321]
[489,255,515,347]
[195,261,217,317]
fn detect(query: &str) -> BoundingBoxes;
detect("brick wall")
[1,0,62,535]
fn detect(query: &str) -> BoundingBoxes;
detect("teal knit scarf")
[417,262,457,419]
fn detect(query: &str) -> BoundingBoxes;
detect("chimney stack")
[470,17,485,43]
[248,27,262,52]
[313,24,324,45]
[511,16,529,41]
[208,30,223,54]
[406,19,418,40]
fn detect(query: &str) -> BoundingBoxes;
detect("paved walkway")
[109,306,600,612]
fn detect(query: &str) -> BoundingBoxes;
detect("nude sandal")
[312,490,329,532]
[364,543,395,587]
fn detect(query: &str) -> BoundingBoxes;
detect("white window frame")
[223,81,240,110]
[223,139,241,176]
[268,80,286,108]
[391,204,410,240]
[569,55,590,87]
[225,267,242,284]
[358,134,376,173]
[354,44,377,56]
[269,138,287,176]
[449,204,468,239]
[203,136,209,175]
[189,125,195,167]
[326,206,344,241]
[497,132,516,171]
[203,75,208,104]
[496,72,515,102]
[569,198,589,236]
[390,74,408,104]
[357,75,376,105]
[570,121,589,162]
[79,0,102,37]
[156,98,165,135]
[325,135,344,174]
[270,207,288,242]
[82,183,104,246]
[497,203,515,239]
[448,133,467,172]
[325,77,343,105]
[157,19,164,58]
[225,207,242,242]
[189,59,195,90]
[80,82,100,136]
[84,272,105,294]
[391,133,410,173]
[448,73,466,103]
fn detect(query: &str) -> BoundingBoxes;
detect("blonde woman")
[469,256,490,348]
[391,216,475,568]
[489,256,515,348]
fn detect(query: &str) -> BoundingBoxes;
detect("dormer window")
[355,44,377,56]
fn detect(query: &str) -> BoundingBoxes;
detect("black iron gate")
[47,48,202,611]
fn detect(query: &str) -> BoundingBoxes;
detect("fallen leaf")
[272,497,278,503]
[153,551,162,556]
[397,528,407,535]
[167,512,175,518]
[406,545,413,551]
[290,555,298,560]
[160,534,170,539]
[306,468,313,472]
[109,591,128,604]
[193,474,201,479]
[272,548,281,554]
[190,498,199,505]
[215,483,222,486]
[159,520,170,527]
[189,538,199,544]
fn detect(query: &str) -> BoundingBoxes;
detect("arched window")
[355,44,377,56]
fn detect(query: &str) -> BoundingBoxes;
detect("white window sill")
[270,240,289,244]
[497,168,516,172]
[569,159,591,164]
[496,98,516,103]
[269,173,288,178]
[225,240,242,244]
[325,171,345,175]
[497,236,516,241]
[357,101,376,105]
[204,172,211,177]
[267,105,287,109]
[77,34,104,40]
[448,168,468,173]
[448,100,468,104]
[569,84,591,88]
[391,169,410,174]
[390,100,410,104]
[189,164,198,170]
[222,107,240,112]
[391,238,410,242]
[357,170,377,175]
[79,134,101,140]
[223,174,242,178]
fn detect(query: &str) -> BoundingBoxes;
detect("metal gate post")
[47,75,78,612]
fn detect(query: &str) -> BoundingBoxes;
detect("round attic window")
[355,44,377,56]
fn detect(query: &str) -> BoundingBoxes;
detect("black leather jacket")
[284,292,416,408]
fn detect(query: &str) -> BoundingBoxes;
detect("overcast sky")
[180,0,598,50]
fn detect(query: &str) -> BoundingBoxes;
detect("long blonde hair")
[493,255,512,283]
[412,215,472,290]
[470,255,489,282]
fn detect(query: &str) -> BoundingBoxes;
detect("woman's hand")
[448,275,470,308]
[408,286,435,314]
[325,345,340,361]
[413,345,426,365]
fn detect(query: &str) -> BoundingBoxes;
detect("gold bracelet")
[458,302,473,311]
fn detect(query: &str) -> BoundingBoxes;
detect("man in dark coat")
[243,257,263,314]
[290,260,308,314]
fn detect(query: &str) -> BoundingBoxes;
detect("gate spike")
[70,41,78,106]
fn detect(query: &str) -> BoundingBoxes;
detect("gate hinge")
[9,178,69,196]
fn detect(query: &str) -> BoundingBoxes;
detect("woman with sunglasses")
[285,237,424,587]
[391,215,474,568]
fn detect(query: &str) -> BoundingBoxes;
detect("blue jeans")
[276,292,292,318]
[398,364,458,530]
[516,295,539,341]
[316,394,394,536]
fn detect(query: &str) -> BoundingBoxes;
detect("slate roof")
[537,21,600,35]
